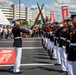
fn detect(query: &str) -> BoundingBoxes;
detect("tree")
[21,20,28,26]
[37,20,41,24]
[46,16,49,22]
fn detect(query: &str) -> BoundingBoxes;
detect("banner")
[0,49,15,64]
[62,6,68,21]
[50,11,54,23]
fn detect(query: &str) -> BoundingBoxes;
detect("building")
[0,5,27,23]
[0,4,48,25]
[27,7,46,25]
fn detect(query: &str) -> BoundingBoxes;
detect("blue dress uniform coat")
[66,26,74,53]
[12,25,29,47]
[67,26,76,61]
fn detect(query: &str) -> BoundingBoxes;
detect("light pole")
[30,20,31,25]
[57,14,59,20]
[19,0,21,20]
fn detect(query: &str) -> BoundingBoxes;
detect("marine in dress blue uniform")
[12,19,29,74]
[67,12,76,75]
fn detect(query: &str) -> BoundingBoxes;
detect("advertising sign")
[0,49,15,64]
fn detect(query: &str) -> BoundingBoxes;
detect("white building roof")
[0,9,10,25]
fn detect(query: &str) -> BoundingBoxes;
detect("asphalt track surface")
[0,37,65,75]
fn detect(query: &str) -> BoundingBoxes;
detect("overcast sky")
[0,0,76,21]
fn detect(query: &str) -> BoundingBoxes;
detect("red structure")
[50,11,54,23]
[62,6,68,21]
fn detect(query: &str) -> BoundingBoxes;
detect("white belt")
[70,43,76,46]
[50,34,54,36]
[14,37,21,39]
[54,37,56,39]
[56,37,58,39]
[60,37,66,41]
[56,37,58,40]
[67,40,70,43]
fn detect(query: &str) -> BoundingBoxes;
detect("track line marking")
[22,37,41,39]
[0,63,54,67]
[0,47,43,49]
[0,41,41,43]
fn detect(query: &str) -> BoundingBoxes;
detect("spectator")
[2,27,8,39]
[0,25,3,39]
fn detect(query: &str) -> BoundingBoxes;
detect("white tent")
[0,9,10,25]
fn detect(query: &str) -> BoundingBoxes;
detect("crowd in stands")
[0,24,43,40]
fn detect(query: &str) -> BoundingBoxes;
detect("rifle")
[31,4,44,29]
[37,3,51,32]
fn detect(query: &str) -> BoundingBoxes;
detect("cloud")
[0,0,5,2]
[0,0,25,9]
[30,5,38,8]
[44,0,76,21]
[57,0,76,9]
[45,3,60,12]
[57,0,71,4]
[45,0,76,11]
[0,0,13,7]
[16,3,25,9]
